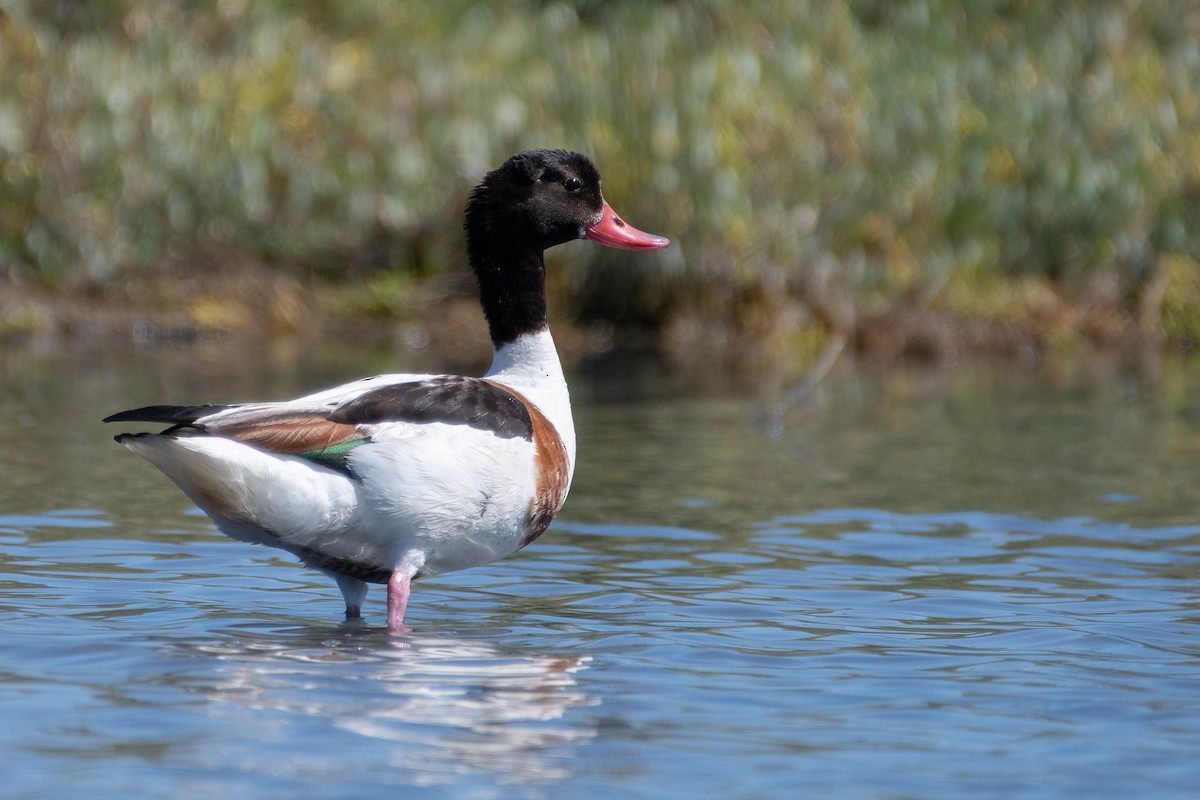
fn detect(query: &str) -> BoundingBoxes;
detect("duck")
[104,149,669,632]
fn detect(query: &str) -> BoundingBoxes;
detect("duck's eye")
[563,176,583,192]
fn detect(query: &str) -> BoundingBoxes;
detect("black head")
[464,149,668,346]
[466,149,605,254]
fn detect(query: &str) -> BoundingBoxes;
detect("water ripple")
[3,506,1200,798]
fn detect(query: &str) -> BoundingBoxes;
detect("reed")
[2,1,1197,348]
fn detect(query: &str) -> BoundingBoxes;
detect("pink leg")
[386,569,412,633]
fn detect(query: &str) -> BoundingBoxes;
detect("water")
[2,336,1199,799]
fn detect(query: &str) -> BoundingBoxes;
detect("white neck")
[485,328,576,476]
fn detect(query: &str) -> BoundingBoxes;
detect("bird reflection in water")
[168,628,597,787]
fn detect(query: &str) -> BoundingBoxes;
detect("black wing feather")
[329,376,533,441]
[102,404,236,426]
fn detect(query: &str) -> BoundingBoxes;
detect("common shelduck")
[104,149,669,632]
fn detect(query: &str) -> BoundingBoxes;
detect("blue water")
[2,341,1199,798]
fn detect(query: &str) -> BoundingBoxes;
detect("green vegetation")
[2,1,1198,356]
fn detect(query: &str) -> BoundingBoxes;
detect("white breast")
[485,329,576,485]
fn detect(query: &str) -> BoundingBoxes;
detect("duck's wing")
[104,373,536,467]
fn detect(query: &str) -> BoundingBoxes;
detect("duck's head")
[465,149,668,346]
[465,149,669,257]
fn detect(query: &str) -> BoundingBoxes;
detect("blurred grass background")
[2,0,1199,359]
